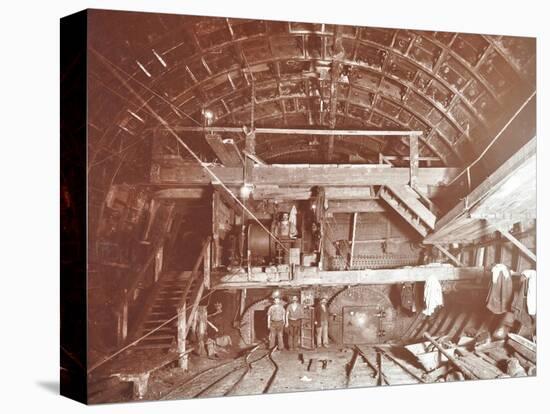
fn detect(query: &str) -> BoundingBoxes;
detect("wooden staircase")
[379,185,437,237]
[132,271,202,350]
[128,237,212,352]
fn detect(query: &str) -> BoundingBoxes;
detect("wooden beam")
[215,266,487,288]
[326,200,385,213]
[250,186,376,201]
[389,185,436,229]
[434,244,465,267]
[409,134,419,188]
[152,162,460,187]
[171,126,423,136]
[426,137,536,243]
[153,188,206,199]
[497,228,536,263]
[383,155,440,162]
[350,212,358,268]
[205,134,243,167]
[177,302,187,370]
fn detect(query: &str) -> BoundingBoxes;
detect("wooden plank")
[497,228,537,263]
[153,188,206,199]
[434,244,465,267]
[409,134,419,188]
[177,303,187,370]
[389,185,436,228]
[203,241,211,290]
[215,266,487,288]
[383,155,440,162]
[379,187,428,237]
[205,134,243,167]
[327,200,385,214]
[423,333,477,380]
[172,126,423,136]
[426,137,536,243]
[153,162,460,187]
[251,186,376,201]
[350,213,358,268]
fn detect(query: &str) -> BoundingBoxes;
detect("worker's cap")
[271,289,281,298]
[320,297,328,303]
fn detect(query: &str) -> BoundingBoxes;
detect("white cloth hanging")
[423,275,443,316]
[522,269,536,315]
[289,205,298,238]
[492,263,510,283]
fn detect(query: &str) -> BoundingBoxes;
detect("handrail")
[125,203,175,302]
[176,236,212,338]
[176,236,212,311]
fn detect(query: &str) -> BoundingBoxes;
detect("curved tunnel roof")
[86,9,535,193]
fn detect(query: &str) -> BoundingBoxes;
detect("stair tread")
[134,344,173,350]
[139,334,175,340]
[380,189,428,237]
[388,185,436,228]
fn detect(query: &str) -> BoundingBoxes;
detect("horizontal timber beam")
[214,266,487,289]
[152,162,459,187]
[170,127,423,136]
[327,200,385,214]
[153,188,207,199]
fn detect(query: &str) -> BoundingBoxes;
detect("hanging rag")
[511,275,531,326]
[289,205,298,238]
[423,276,443,316]
[523,270,536,315]
[401,283,416,313]
[492,263,510,283]
[486,264,513,314]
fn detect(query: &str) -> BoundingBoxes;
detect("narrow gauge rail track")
[161,345,279,400]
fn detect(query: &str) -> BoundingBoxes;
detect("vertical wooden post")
[409,134,419,188]
[212,190,221,268]
[142,199,159,241]
[240,288,247,317]
[177,302,188,370]
[203,241,211,290]
[350,212,358,269]
[118,294,128,345]
[154,245,163,283]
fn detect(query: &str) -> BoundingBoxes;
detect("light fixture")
[202,108,214,126]
[240,183,254,199]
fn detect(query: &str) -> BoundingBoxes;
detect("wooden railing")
[175,236,211,368]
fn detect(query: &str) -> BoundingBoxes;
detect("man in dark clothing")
[285,295,304,350]
[267,297,286,350]
[315,297,330,348]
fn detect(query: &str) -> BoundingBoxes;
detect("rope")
[447,91,536,187]
[91,48,288,253]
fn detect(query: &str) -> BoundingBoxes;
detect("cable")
[447,91,536,187]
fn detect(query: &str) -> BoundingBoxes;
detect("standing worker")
[285,295,304,350]
[315,297,330,348]
[267,295,286,350]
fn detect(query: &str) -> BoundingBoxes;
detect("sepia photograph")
[60,7,536,405]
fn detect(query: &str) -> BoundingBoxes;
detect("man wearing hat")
[285,295,304,351]
[267,295,286,350]
[315,296,330,348]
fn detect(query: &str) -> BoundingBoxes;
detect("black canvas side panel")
[60,9,88,405]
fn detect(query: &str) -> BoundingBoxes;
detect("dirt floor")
[89,334,535,404]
